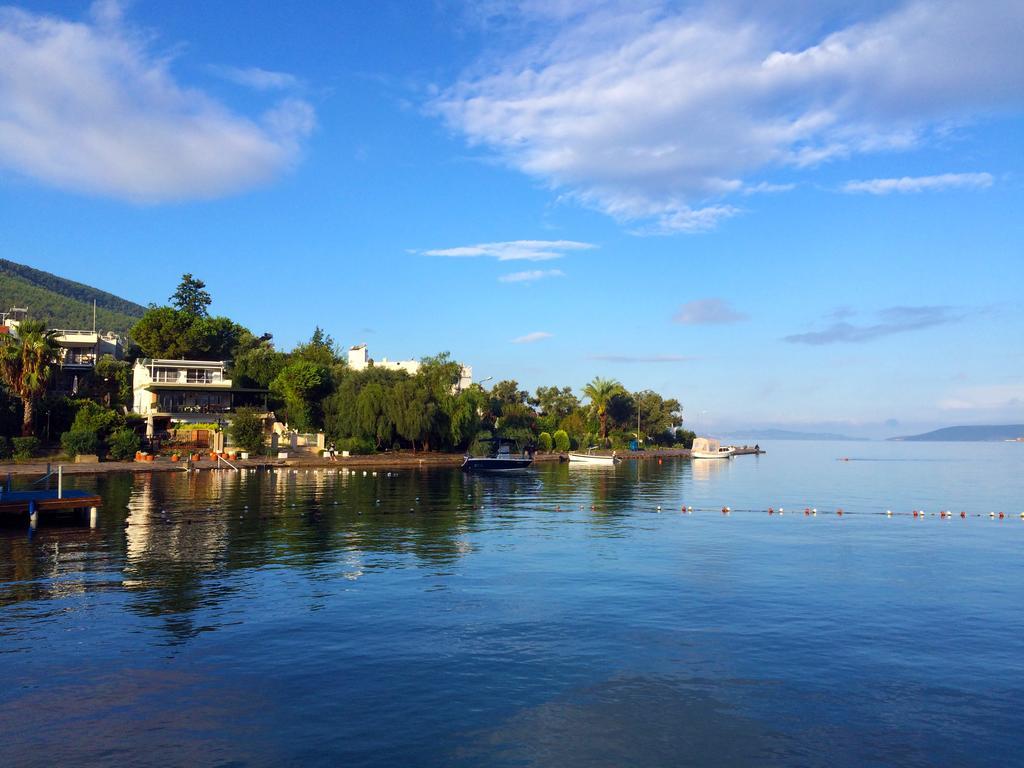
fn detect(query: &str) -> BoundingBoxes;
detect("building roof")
[138,358,227,367]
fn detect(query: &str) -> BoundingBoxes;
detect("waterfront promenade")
[0,446,764,476]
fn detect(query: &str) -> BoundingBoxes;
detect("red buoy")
[999,512,1005,519]
[960,511,966,518]
[837,509,843,516]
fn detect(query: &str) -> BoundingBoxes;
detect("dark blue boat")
[461,437,534,472]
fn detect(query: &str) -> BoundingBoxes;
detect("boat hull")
[461,457,533,472]
[568,453,620,465]
[690,450,733,459]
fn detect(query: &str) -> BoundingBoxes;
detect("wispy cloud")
[938,384,1024,411]
[434,1,1022,232]
[589,354,696,363]
[422,240,594,262]
[511,331,553,344]
[0,2,314,203]
[784,306,964,345]
[842,172,994,195]
[212,65,302,91]
[673,298,748,325]
[742,181,796,196]
[499,269,566,283]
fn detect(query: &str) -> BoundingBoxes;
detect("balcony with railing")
[60,349,98,368]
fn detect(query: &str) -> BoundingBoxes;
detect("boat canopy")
[691,437,720,453]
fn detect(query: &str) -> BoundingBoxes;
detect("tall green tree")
[292,326,339,367]
[387,378,432,451]
[131,306,247,361]
[490,379,528,412]
[233,346,288,389]
[271,360,332,431]
[0,320,59,436]
[131,306,195,359]
[531,385,579,431]
[582,376,625,441]
[170,273,212,317]
[633,390,683,443]
[356,382,394,448]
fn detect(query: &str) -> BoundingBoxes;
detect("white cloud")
[511,331,553,343]
[0,2,314,202]
[212,65,302,91]
[423,239,594,261]
[434,1,1023,232]
[499,268,566,282]
[673,298,748,325]
[841,172,993,194]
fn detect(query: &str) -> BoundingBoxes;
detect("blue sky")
[1,0,1021,437]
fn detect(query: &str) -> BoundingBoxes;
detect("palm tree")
[583,376,625,441]
[0,320,58,436]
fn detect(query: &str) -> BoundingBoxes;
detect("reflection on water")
[1,442,1022,767]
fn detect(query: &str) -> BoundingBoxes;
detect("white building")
[1,308,124,393]
[132,358,269,434]
[51,329,123,368]
[347,344,473,391]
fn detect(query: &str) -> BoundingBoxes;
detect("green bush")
[538,431,552,452]
[227,408,265,454]
[107,429,141,461]
[12,436,39,460]
[61,429,99,457]
[553,429,570,453]
[0,436,10,459]
[339,436,374,455]
[70,400,122,436]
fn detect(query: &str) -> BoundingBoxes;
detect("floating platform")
[0,488,101,527]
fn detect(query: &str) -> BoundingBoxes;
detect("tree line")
[0,274,693,458]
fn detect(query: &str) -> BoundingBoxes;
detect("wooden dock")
[0,488,102,527]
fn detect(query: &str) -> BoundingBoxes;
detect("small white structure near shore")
[348,344,473,392]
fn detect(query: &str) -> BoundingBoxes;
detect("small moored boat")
[568,447,620,465]
[690,437,734,460]
[462,438,534,472]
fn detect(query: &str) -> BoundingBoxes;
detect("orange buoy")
[658,458,663,465]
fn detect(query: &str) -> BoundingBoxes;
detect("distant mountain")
[0,258,146,335]
[890,425,1024,442]
[720,429,868,441]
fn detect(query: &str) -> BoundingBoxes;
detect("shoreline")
[0,446,764,477]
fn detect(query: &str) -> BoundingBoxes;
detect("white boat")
[568,448,620,465]
[690,437,734,460]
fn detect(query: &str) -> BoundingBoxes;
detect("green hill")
[0,258,147,334]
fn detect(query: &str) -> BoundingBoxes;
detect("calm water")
[1,441,1022,767]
